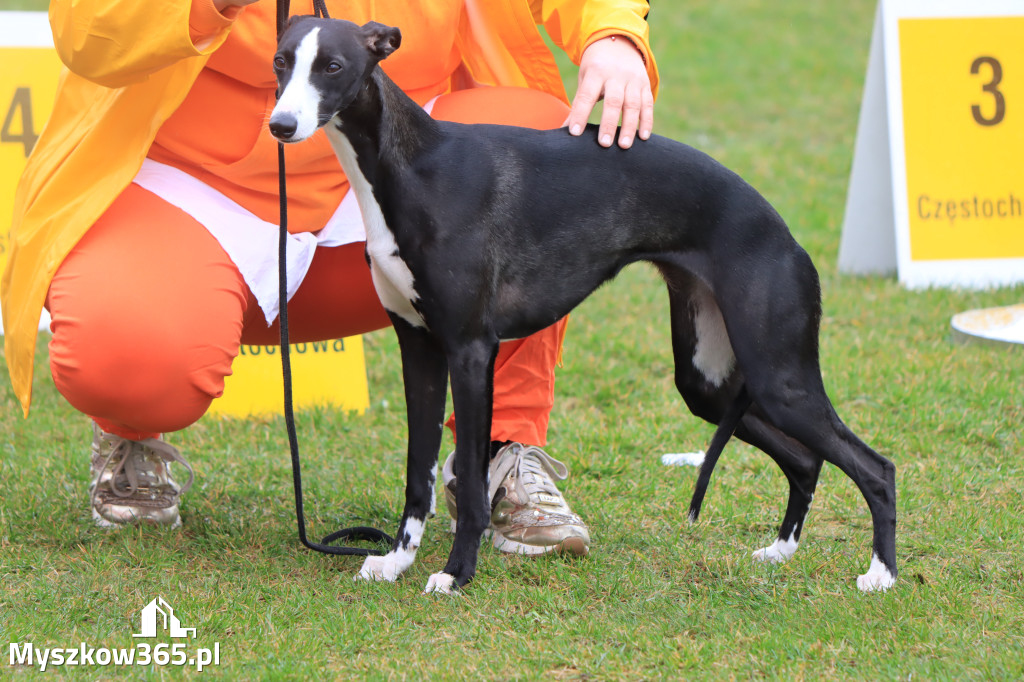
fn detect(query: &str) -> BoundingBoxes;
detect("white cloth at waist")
[132,158,366,326]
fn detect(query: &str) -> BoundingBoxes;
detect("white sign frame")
[839,0,1024,289]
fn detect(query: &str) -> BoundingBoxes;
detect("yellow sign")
[209,337,370,417]
[899,16,1024,261]
[840,2,1024,288]
[0,46,62,271]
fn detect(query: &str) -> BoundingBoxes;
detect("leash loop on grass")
[276,0,393,558]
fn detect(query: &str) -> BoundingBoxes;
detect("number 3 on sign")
[971,55,1005,126]
[881,0,1024,287]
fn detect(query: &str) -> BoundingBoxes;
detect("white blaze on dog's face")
[270,26,323,141]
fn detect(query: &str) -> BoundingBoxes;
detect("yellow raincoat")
[2,0,658,415]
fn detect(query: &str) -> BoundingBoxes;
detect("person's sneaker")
[89,424,194,529]
[442,443,590,556]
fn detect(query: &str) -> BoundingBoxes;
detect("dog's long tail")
[687,384,752,522]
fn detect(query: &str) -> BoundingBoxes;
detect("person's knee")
[48,300,237,433]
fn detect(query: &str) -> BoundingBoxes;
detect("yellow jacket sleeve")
[48,0,235,89]
[531,0,658,97]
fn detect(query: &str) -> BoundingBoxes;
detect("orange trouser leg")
[48,184,250,440]
[47,87,569,444]
[49,189,564,445]
[48,185,395,439]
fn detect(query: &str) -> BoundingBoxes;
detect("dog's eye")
[273,55,286,71]
[325,62,342,74]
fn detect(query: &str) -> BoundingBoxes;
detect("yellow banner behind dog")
[209,338,370,417]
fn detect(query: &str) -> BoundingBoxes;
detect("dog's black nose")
[269,114,298,140]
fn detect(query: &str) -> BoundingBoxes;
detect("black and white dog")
[269,17,897,594]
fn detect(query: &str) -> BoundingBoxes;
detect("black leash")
[276,0,392,556]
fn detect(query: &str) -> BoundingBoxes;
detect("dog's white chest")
[369,252,423,327]
[325,127,425,328]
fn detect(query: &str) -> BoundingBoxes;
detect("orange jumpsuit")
[5,1,658,443]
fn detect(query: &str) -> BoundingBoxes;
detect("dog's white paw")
[752,534,798,564]
[355,554,403,583]
[752,546,789,563]
[423,572,458,595]
[856,554,896,592]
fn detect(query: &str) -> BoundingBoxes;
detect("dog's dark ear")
[362,22,402,60]
[281,15,301,35]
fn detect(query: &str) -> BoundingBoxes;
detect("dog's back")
[380,120,804,339]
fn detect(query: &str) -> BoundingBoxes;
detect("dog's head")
[269,17,401,143]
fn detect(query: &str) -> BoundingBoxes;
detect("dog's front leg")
[356,317,449,584]
[424,337,499,594]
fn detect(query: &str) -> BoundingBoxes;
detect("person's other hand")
[566,35,654,149]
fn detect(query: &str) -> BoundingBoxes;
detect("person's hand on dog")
[567,35,654,150]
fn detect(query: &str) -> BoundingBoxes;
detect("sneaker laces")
[489,443,569,508]
[91,435,194,506]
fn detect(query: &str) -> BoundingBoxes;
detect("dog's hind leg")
[357,317,449,584]
[765,405,895,590]
[709,243,896,590]
[424,336,500,594]
[680,370,823,563]
[812,419,896,591]
[732,411,824,563]
[739,362,896,590]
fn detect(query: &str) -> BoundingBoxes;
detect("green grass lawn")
[3,1,1023,679]
[1,0,45,10]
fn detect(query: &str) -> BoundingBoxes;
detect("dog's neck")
[328,67,441,184]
